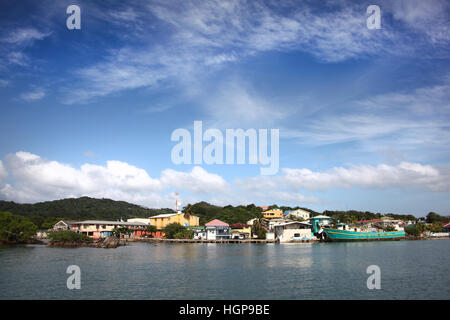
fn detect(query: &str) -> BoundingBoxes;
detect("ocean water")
[0,239,449,299]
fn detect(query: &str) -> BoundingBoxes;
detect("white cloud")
[281,80,450,161]
[66,1,406,102]
[1,152,162,204]
[236,162,450,193]
[7,51,29,66]
[161,166,228,194]
[1,28,50,46]
[20,89,46,101]
[0,27,50,69]
[388,0,450,45]
[202,81,289,127]
[0,160,7,180]
[0,152,228,206]
[1,151,448,209]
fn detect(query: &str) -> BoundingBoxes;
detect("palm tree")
[252,210,265,238]
[184,204,193,221]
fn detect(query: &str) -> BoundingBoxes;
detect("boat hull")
[323,228,405,242]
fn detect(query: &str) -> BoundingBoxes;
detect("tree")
[112,226,131,238]
[430,222,444,233]
[426,212,448,224]
[184,204,193,221]
[162,223,186,239]
[0,211,37,243]
[252,210,266,239]
[47,230,92,242]
[173,229,194,239]
[146,225,158,237]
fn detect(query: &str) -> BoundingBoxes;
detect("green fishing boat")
[309,215,406,242]
[322,227,405,242]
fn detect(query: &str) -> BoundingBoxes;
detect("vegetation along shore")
[0,197,449,247]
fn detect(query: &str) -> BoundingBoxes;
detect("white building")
[286,209,310,220]
[273,221,313,242]
[267,218,289,231]
[127,218,150,225]
[205,219,231,240]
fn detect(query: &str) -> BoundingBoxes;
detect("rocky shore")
[47,236,122,248]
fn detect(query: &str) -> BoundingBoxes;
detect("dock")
[124,238,279,243]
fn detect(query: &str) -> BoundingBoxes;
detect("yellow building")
[263,209,284,219]
[149,212,199,230]
[230,223,252,239]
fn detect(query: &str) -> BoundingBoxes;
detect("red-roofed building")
[443,222,450,232]
[206,219,230,227]
[205,219,231,240]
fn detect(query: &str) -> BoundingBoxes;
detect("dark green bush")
[47,230,92,242]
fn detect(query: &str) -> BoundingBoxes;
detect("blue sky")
[0,0,449,216]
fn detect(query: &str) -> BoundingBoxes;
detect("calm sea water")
[0,240,449,299]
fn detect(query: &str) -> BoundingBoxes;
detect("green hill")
[0,197,174,229]
[186,201,263,225]
[0,196,438,230]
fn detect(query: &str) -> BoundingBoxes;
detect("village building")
[205,219,231,240]
[65,220,148,239]
[263,209,284,219]
[443,222,450,233]
[355,218,404,231]
[192,226,206,240]
[52,220,76,231]
[267,218,289,231]
[284,209,310,220]
[230,223,252,239]
[273,221,313,242]
[149,211,199,230]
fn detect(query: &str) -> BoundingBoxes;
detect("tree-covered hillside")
[185,201,263,225]
[0,197,446,230]
[0,197,173,229]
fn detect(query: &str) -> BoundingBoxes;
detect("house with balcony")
[65,220,148,239]
[205,219,231,240]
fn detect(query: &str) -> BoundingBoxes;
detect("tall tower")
[175,192,179,212]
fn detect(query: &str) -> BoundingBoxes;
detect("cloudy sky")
[0,0,449,216]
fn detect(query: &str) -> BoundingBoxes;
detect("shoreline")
[2,235,449,248]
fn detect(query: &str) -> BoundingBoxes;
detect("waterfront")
[0,240,449,299]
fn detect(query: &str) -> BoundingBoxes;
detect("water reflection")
[0,240,449,299]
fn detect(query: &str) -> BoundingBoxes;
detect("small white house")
[285,209,310,220]
[52,220,75,231]
[273,221,313,242]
